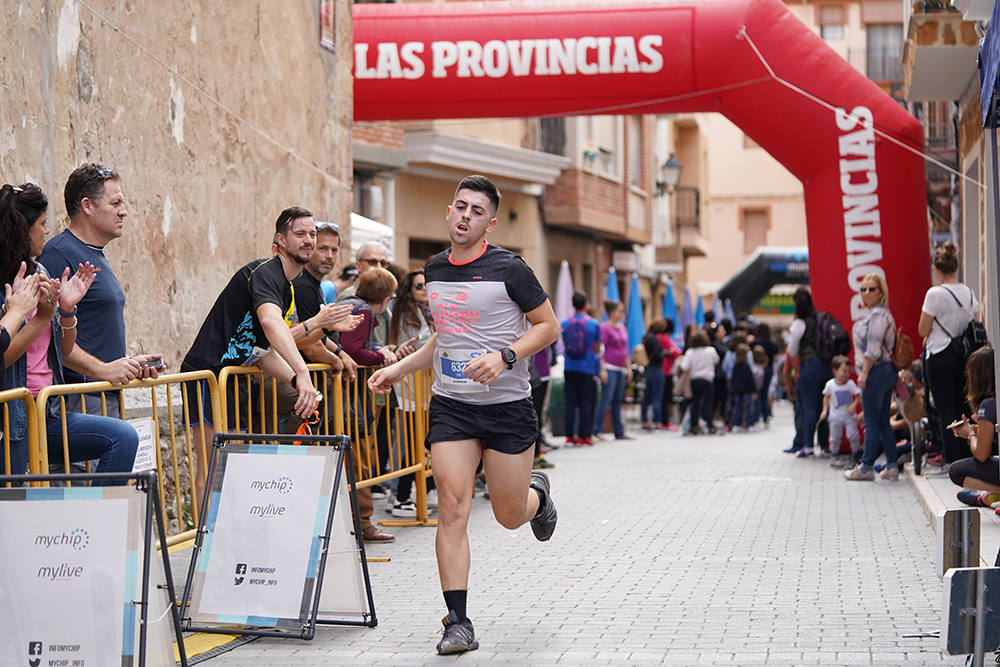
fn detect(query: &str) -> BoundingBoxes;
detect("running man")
[368,175,560,655]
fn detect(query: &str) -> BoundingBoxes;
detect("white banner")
[318,468,368,618]
[195,451,327,621]
[129,417,157,473]
[0,496,130,666]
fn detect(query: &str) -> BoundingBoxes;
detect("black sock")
[443,589,467,621]
[533,484,548,518]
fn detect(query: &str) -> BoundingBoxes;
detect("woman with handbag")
[844,273,900,481]
[917,241,980,465]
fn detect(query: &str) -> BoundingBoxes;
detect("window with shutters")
[741,209,769,255]
[819,5,845,40]
[865,23,903,80]
[628,116,641,187]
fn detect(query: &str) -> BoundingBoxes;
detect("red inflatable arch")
[353,0,929,338]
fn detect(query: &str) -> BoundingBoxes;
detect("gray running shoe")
[529,471,557,541]
[436,611,478,655]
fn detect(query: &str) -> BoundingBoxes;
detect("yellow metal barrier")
[216,363,343,436]
[217,363,434,524]
[342,366,434,525]
[0,387,40,486]
[34,371,221,545]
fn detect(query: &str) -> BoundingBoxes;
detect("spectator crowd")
[1,165,996,525]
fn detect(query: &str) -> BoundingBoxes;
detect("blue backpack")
[564,317,589,359]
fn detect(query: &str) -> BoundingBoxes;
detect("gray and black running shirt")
[425,243,547,404]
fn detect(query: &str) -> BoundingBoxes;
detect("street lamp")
[656,152,683,195]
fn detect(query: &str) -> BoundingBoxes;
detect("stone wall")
[0,0,353,366]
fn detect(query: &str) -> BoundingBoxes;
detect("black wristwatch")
[499,347,517,370]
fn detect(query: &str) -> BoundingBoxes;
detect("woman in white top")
[917,241,980,464]
[679,328,720,434]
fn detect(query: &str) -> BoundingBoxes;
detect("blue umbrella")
[695,296,705,327]
[604,268,620,321]
[553,260,574,356]
[625,274,645,352]
[605,267,620,302]
[724,298,736,324]
[662,283,680,342]
[680,286,695,332]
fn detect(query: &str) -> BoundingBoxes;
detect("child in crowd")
[948,347,1000,508]
[728,343,755,431]
[751,345,769,427]
[820,355,861,468]
[678,329,720,435]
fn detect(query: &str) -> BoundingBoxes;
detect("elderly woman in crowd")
[844,273,899,481]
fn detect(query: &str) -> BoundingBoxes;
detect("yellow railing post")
[0,388,39,486]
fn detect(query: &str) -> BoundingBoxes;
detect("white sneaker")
[391,500,417,518]
[879,466,900,481]
[844,464,875,481]
[425,489,438,509]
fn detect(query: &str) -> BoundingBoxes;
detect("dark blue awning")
[717,247,809,317]
[980,1,1000,128]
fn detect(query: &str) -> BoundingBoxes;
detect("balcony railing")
[920,0,953,11]
[673,186,700,230]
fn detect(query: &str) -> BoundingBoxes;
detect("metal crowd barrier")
[346,367,434,526]
[34,371,220,546]
[0,387,40,486]
[9,362,435,537]
[216,363,343,436]
[217,363,435,525]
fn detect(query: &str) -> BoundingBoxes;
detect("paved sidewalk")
[190,404,963,666]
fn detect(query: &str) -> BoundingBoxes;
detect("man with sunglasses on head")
[292,221,359,380]
[39,164,163,420]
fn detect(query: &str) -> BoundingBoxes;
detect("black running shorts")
[427,395,538,454]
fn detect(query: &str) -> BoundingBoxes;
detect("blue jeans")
[729,393,753,429]
[593,368,626,437]
[796,356,832,451]
[564,370,597,439]
[3,411,138,486]
[861,362,897,470]
[641,366,664,424]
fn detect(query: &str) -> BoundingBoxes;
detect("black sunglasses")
[86,167,114,182]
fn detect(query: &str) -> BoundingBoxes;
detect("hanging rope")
[736,25,985,190]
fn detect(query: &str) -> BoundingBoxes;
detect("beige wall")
[685,114,807,296]
[1,0,353,367]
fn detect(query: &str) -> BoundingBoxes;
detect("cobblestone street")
[195,404,959,666]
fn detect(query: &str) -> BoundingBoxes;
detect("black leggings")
[690,378,714,430]
[925,346,971,463]
[949,456,1000,489]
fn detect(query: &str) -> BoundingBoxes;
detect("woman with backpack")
[844,273,900,481]
[784,287,833,457]
[917,241,981,466]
